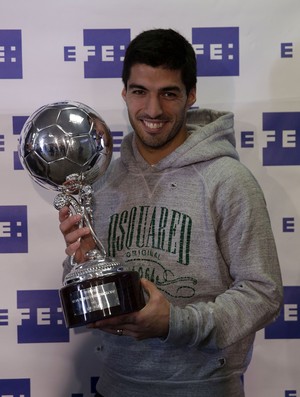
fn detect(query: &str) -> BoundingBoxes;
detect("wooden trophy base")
[60,270,145,328]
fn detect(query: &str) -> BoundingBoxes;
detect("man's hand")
[88,278,170,340]
[58,206,95,263]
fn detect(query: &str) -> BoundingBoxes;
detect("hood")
[120,108,239,171]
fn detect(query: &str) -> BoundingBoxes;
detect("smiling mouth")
[143,120,165,130]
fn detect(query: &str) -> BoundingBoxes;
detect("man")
[59,29,283,397]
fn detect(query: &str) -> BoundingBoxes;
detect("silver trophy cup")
[18,101,145,328]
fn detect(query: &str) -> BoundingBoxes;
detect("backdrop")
[0,1,299,396]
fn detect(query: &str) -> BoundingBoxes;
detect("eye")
[162,91,178,99]
[132,89,146,96]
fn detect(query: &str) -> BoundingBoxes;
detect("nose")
[144,94,163,118]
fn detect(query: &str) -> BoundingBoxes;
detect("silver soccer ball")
[18,101,112,191]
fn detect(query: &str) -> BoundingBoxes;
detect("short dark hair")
[122,29,197,94]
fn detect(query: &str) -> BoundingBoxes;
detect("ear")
[187,87,196,108]
[121,87,127,101]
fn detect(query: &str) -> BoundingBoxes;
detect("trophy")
[18,101,145,328]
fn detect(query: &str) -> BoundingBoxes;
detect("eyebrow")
[127,84,181,92]
[127,84,146,90]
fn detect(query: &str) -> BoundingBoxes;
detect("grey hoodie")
[64,109,283,397]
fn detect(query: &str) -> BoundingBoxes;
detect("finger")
[140,278,157,297]
[59,214,82,235]
[65,239,81,257]
[64,226,90,246]
[87,323,141,339]
[58,206,70,223]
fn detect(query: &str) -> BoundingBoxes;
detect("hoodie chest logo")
[107,205,192,265]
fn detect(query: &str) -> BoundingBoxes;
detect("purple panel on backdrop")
[0,30,23,79]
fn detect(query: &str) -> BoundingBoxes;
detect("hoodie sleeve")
[164,161,283,349]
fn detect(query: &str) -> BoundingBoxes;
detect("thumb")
[140,278,157,297]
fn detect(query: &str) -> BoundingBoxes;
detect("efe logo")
[192,27,239,76]
[262,112,300,166]
[0,206,28,253]
[17,290,69,343]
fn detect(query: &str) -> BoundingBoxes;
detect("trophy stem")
[82,207,107,258]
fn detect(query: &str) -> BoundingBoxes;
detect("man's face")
[122,64,196,163]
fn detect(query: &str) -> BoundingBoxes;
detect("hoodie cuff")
[163,304,198,346]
